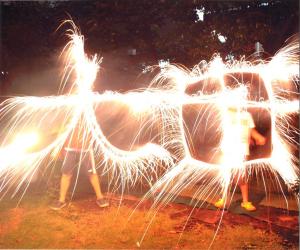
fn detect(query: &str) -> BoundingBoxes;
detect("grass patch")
[0,195,297,249]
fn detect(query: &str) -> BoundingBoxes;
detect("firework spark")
[133,38,299,246]
[0,23,298,236]
[139,39,299,212]
[0,21,173,198]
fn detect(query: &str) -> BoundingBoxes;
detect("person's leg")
[88,173,104,200]
[84,151,109,208]
[85,150,104,200]
[58,151,77,202]
[50,150,76,210]
[49,166,73,210]
[59,173,73,202]
[239,176,256,211]
[214,154,230,208]
[239,182,249,203]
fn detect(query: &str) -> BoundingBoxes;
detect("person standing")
[214,106,266,211]
[50,116,109,210]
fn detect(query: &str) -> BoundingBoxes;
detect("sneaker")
[214,198,225,208]
[241,201,256,211]
[96,198,109,208]
[49,200,67,210]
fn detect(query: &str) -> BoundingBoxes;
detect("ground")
[0,2,299,249]
[0,188,298,249]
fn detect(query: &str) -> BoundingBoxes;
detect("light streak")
[135,38,299,247]
[141,39,299,210]
[0,22,298,247]
[0,21,174,199]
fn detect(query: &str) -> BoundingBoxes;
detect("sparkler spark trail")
[0,21,173,198]
[0,21,298,246]
[144,42,299,201]
[136,38,299,246]
[96,32,299,247]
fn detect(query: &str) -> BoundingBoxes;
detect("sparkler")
[135,39,299,247]
[140,39,299,213]
[0,21,173,198]
[0,21,298,233]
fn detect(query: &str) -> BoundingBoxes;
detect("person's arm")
[251,128,266,145]
[247,112,266,146]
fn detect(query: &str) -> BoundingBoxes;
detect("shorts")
[61,149,96,175]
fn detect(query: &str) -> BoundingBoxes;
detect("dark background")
[0,0,298,95]
[0,0,298,163]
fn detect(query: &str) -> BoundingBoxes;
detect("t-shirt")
[221,110,255,157]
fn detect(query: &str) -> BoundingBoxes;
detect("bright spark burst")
[0,21,298,227]
[142,38,299,210]
[0,21,173,198]
[135,38,299,246]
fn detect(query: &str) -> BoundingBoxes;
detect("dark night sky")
[0,0,298,94]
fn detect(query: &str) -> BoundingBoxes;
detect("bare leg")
[87,150,104,200]
[239,182,249,203]
[59,174,73,203]
[88,173,104,200]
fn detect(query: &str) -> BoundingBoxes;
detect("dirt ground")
[0,191,298,249]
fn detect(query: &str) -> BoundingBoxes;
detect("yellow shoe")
[241,201,256,211]
[214,198,225,208]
